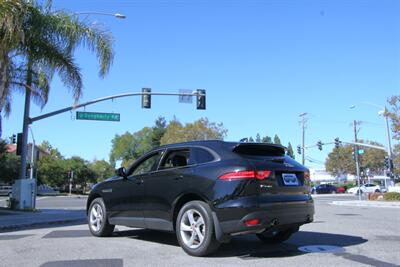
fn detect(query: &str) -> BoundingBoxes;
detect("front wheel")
[256,227,299,244]
[176,201,220,256]
[88,198,115,237]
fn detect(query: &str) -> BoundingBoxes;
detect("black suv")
[87,140,314,256]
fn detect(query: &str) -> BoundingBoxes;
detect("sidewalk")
[331,200,400,208]
[0,208,86,232]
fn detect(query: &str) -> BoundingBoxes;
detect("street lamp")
[349,102,393,163]
[73,12,127,19]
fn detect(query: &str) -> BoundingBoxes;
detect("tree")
[89,160,115,182]
[36,140,66,187]
[248,136,254,143]
[262,135,272,143]
[287,142,295,159]
[387,96,400,140]
[151,117,167,147]
[393,144,400,177]
[160,117,227,145]
[255,133,261,143]
[325,145,355,176]
[0,0,114,115]
[273,134,281,145]
[0,139,20,184]
[65,156,96,192]
[109,127,153,168]
[0,0,27,113]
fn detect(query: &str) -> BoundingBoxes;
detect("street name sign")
[178,89,193,103]
[76,111,120,122]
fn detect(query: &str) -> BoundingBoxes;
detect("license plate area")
[282,173,299,186]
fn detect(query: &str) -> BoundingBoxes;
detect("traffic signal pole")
[353,120,362,201]
[15,90,205,210]
[299,113,307,165]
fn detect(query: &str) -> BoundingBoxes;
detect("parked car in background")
[0,185,12,196]
[311,184,337,194]
[87,141,314,256]
[336,186,346,193]
[347,183,381,194]
[37,184,60,196]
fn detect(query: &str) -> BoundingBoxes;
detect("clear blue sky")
[3,0,400,168]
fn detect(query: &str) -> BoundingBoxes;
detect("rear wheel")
[176,201,220,256]
[256,227,299,244]
[88,198,115,237]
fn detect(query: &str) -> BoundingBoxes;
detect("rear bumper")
[213,195,314,238]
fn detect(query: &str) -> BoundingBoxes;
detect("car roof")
[153,140,286,151]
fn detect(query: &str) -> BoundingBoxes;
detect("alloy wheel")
[180,209,206,249]
[90,203,104,232]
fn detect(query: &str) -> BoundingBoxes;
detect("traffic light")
[16,133,22,156]
[297,145,301,154]
[334,137,340,149]
[384,156,389,170]
[142,88,151,109]
[11,134,16,144]
[384,156,393,171]
[352,146,357,161]
[196,89,206,110]
[317,140,322,151]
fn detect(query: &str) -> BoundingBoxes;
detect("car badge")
[284,162,294,168]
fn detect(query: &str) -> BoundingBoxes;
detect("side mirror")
[116,167,127,179]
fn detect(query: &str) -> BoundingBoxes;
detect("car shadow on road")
[111,229,368,259]
[213,231,368,258]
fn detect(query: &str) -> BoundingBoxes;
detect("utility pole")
[299,113,308,165]
[353,120,362,201]
[383,107,393,180]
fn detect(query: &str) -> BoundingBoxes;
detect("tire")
[176,200,220,256]
[88,197,115,237]
[257,226,299,244]
[375,189,380,193]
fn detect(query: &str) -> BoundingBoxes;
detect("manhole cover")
[298,245,345,253]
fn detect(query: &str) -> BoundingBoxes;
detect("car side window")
[160,149,190,170]
[192,147,215,164]
[131,152,161,176]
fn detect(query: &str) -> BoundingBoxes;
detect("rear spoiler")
[232,143,286,157]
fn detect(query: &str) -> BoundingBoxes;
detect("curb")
[0,218,86,233]
[331,200,400,209]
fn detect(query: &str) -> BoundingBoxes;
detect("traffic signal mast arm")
[30,90,205,124]
[303,141,387,152]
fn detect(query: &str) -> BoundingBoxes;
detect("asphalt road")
[1,195,399,267]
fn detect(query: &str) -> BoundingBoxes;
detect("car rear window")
[192,147,215,164]
[160,149,191,169]
[233,143,285,157]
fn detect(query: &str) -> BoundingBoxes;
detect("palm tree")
[0,0,114,181]
[0,0,114,115]
[0,0,27,114]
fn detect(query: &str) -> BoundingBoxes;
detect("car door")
[142,148,192,231]
[107,151,162,228]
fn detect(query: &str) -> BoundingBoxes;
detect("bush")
[383,192,400,201]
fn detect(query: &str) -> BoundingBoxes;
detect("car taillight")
[244,219,260,226]
[219,170,271,181]
[304,171,311,185]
